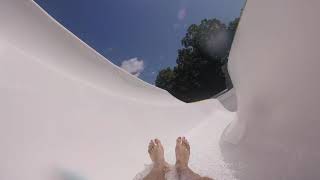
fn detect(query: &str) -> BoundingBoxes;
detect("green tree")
[156,18,240,102]
[155,67,175,91]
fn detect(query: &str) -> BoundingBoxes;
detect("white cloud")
[120,57,144,77]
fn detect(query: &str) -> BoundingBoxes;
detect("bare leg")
[175,137,213,180]
[143,139,168,180]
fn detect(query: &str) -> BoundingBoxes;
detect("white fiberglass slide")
[0,0,234,179]
[1,0,320,180]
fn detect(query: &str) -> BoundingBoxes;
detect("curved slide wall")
[226,0,320,179]
[1,0,320,180]
[0,0,234,179]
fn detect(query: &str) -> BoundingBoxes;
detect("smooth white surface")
[216,89,237,112]
[0,1,234,179]
[226,0,320,179]
[1,0,320,180]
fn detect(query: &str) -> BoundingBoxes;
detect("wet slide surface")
[0,1,235,179]
[2,0,320,180]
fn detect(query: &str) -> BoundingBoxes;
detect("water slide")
[1,0,319,179]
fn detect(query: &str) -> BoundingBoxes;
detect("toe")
[182,137,186,143]
[185,139,190,151]
[155,138,161,146]
[182,137,186,145]
[148,140,155,153]
[155,138,164,150]
[182,137,190,151]
[176,137,182,145]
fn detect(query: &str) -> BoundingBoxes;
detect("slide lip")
[30,0,174,94]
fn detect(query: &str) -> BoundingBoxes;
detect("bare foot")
[175,137,214,180]
[175,137,190,170]
[144,139,168,180]
[148,139,168,169]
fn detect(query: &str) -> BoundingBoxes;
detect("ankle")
[175,161,188,171]
[153,161,168,170]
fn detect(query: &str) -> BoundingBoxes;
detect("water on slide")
[1,0,320,180]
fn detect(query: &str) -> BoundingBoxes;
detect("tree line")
[155,17,239,102]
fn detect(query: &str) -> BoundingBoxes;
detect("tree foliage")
[155,18,239,102]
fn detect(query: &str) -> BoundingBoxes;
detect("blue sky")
[35,0,245,84]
